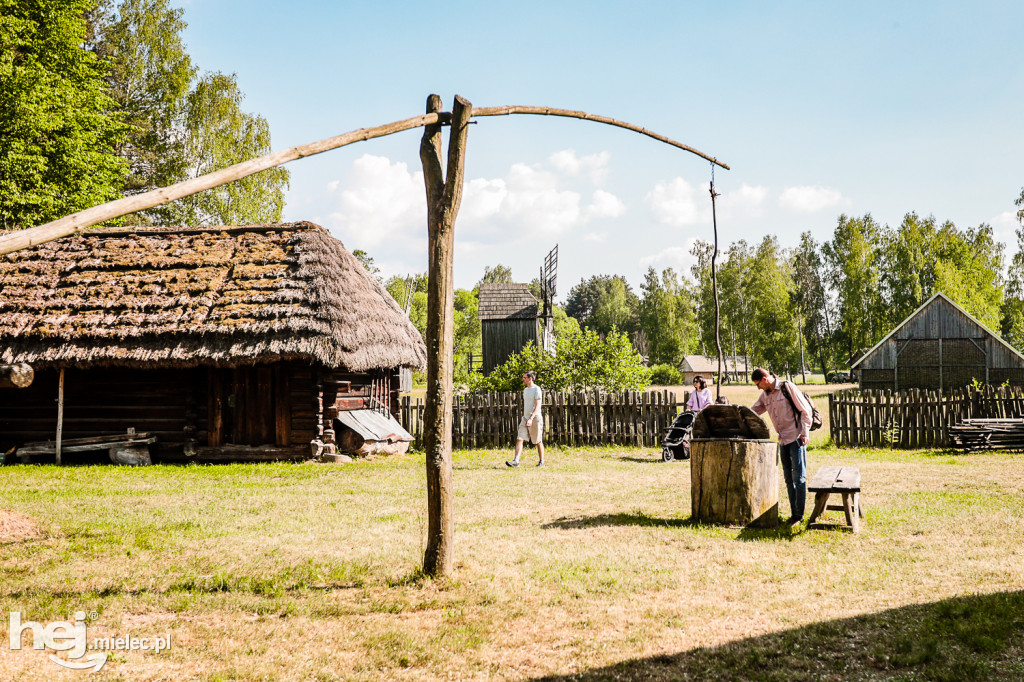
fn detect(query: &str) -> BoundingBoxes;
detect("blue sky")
[176,0,1024,295]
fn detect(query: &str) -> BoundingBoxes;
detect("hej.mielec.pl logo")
[9,610,172,673]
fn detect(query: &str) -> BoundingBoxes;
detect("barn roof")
[0,222,426,371]
[478,283,538,321]
[681,355,751,373]
[851,291,1024,369]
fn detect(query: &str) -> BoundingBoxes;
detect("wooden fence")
[400,390,680,449]
[829,385,1024,449]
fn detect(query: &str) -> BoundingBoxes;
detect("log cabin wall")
[0,362,404,462]
[0,367,203,459]
[205,363,320,453]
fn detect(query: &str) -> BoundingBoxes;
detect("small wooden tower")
[478,283,539,374]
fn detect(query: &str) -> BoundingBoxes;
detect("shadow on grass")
[617,455,668,464]
[542,512,694,530]
[534,590,1024,681]
[543,512,807,538]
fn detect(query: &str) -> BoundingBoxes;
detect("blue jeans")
[779,440,807,519]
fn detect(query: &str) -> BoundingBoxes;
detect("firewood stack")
[948,419,1024,452]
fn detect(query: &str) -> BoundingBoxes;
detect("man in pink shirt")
[750,367,813,525]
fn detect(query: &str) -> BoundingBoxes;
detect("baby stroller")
[661,411,694,462]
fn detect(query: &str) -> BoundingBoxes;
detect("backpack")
[781,381,822,431]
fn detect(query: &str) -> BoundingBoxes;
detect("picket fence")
[828,385,1024,449]
[400,390,681,449]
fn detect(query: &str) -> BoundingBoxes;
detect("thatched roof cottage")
[0,222,425,462]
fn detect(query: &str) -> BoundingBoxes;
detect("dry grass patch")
[0,445,1022,680]
[0,509,44,543]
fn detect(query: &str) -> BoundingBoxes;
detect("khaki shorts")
[517,416,543,444]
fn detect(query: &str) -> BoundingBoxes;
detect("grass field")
[2,441,1023,680]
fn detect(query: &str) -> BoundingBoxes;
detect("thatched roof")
[478,283,538,321]
[0,222,426,371]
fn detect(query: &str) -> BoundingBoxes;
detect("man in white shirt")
[507,371,545,468]
[751,367,813,525]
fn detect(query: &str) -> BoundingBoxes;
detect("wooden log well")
[690,405,778,528]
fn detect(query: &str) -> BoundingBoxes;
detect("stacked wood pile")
[401,389,679,448]
[948,419,1024,452]
[829,385,1024,449]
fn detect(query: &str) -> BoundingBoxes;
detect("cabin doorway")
[207,366,290,447]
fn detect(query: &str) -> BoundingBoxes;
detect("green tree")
[691,239,757,372]
[453,288,482,384]
[930,223,1004,329]
[877,212,938,327]
[564,275,638,335]
[385,272,427,313]
[791,232,836,375]
[87,0,289,226]
[745,235,799,374]
[638,266,696,366]
[471,327,649,393]
[0,0,128,229]
[91,0,194,211]
[1002,225,1024,350]
[822,214,885,361]
[161,72,288,225]
[352,249,381,281]
[478,264,513,286]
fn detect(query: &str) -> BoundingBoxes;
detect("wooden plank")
[808,465,842,491]
[834,466,861,491]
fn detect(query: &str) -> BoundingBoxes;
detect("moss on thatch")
[0,222,426,371]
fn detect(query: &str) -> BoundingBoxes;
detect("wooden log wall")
[400,389,679,449]
[0,367,203,459]
[828,385,1024,449]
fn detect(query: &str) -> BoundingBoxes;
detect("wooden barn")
[851,292,1024,391]
[478,283,539,374]
[0,222,426,463]
[680,355,750,384]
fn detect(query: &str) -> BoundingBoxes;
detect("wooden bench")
[807,465,863,533]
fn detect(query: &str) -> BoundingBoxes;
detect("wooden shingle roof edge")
[0,221,427,372]
[478,283,539,320]
[850,291,1024,369]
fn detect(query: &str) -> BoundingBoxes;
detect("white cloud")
[724,184,768,215]
[639,238,699,276]
[778,185,845,213]
[458,161,626,244]
[548,149,611,184]
[992,210,1021,259]
[583,189,626,221]
[317,152,628,279]
[584,232,606,243]
[646,177,709,226]
[324,154,425,248]
[991,210,1019,228]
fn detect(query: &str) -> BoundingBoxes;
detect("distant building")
[851,292,1024,391]
[680,355,751,384]
[478,283,539,375]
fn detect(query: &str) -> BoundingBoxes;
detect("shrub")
[648,364,683,386]
[469,327,650,392]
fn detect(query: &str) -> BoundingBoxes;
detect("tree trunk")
[421,94,472,578]
[691,438,778,527]
[0,363,33,388]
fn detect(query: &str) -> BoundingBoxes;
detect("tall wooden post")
[420,94,471,577]
[56,368,65,465]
